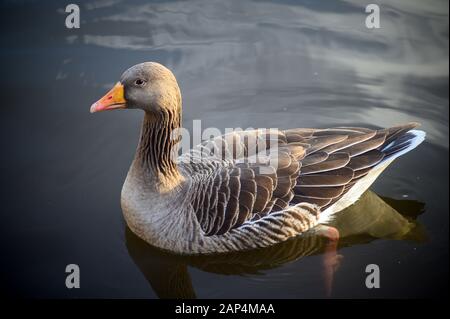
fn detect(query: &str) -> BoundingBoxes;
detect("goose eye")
[134,79,146,86]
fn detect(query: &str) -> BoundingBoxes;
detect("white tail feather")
[318,130,426,224]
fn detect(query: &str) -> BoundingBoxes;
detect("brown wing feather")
[292,123,419,210]
[189,123,419,236]
[191,129,305,236]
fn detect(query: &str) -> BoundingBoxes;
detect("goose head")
[90,62,181,116]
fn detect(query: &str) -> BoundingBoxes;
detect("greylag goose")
[90,62,425,255]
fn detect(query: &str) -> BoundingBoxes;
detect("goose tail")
[318,124,425,224]
[380,128,426,163]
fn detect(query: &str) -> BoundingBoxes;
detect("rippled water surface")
[0,0,448,298]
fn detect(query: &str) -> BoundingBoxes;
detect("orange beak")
[90,82,126,113]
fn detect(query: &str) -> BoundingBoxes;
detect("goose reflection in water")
[125,191,426,298]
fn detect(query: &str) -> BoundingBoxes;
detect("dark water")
[0,0,448,298]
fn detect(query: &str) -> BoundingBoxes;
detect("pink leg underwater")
[315,225,342,297]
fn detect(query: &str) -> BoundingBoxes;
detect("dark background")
[0,0,448,298]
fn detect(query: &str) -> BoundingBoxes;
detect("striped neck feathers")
[136,110,183,192]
